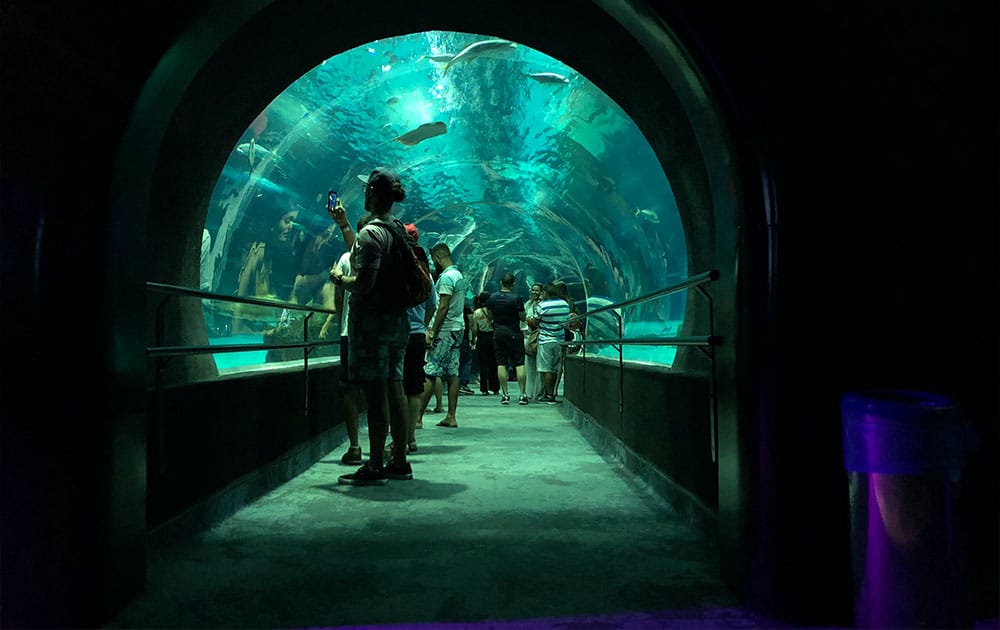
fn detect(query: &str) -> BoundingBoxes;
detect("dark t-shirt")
[488,290,524,330]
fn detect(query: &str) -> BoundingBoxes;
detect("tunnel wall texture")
[563,357,717,522]
[146,364,350,533]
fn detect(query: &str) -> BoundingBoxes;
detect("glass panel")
[201,31,686,371]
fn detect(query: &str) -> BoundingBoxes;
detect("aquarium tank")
[200,31,687,371]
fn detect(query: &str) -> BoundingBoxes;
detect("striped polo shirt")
[534,298,571,344]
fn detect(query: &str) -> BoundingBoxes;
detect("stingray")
[393,122,447,146]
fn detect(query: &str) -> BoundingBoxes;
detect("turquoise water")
[209,334,267,370]
[202,31,688,369]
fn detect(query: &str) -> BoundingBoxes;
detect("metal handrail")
[566,335,722,348]
[147,281,336,317]
[147,339,339,359]
[147,281,340,476]
[146,281,339,358]
[566,269,718,326]
[556,269,720,463]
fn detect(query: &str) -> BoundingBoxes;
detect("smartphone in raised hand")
[327,190,338,213]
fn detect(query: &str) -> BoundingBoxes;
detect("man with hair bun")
[330,167,413,485]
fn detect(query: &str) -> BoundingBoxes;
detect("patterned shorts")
[424,330,462,378]
[347,308,408,383]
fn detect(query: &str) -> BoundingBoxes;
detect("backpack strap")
[368,217,409,246]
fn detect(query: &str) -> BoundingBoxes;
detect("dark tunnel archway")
[114,0,768,600]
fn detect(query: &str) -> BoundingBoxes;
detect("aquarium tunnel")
[198,31,693,372]
[126,1,756,624]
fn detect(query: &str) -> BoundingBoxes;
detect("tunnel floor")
[107,384,804,629]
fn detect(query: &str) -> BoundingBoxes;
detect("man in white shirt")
[419,243,468,428]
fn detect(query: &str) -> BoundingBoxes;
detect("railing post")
[697,283,719,463]
[614,311,624,433]
[154,295,171,475]
[303,313,313,430]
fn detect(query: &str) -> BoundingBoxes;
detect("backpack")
[371,218,434,309]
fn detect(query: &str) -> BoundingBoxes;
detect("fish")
[394,121,447,146]
[236,139,273,168]
[443,39,517,75]
[527,72,570,84]
[635,207,660,223]
[427,53,455,63]
[385,96,400,106]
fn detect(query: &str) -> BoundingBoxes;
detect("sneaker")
[546,396,559,405]
[459,386,475,395]
[481,391,491,396]
[386,460,413,480]
[338,462,388,486]
[501,394,510,405]
[518,395,529,406]
[340,446,362,465]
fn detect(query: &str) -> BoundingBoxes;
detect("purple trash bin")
[842,390,976,629]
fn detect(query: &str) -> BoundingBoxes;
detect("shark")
[393,121,447,146]
[635,207,660,223]
[527,71,570,84]
[236,139,274,169]
[442,39,517,75]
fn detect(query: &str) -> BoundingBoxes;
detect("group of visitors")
[323,167,579,487]
[466,275,579,406]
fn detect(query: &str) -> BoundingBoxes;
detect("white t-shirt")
[435,265,468,333]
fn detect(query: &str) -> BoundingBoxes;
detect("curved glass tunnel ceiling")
[203,31,688,366]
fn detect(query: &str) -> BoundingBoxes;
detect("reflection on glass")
[200,31,687,371]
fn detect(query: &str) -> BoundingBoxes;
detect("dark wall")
[564,357,717,512]
[665,2,999,620]
[1,2,210,627]
[147,364,349,530]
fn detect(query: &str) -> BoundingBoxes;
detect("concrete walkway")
[108,385,793,629]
